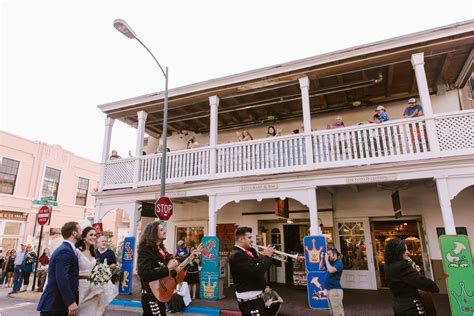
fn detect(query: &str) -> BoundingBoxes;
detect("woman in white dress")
[75,226,118,315]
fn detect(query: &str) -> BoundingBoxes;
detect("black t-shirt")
[0,255,4,266]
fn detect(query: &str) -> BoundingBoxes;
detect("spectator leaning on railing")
[403,98,424,118]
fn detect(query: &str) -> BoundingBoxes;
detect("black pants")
[238,297,266,316]
[22,271,32,285]
[141,292,167,316]
[265,302,281,316]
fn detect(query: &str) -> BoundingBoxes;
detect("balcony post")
[209,96,220,177]
[411,53,440,154]
[299,76,314,164]
[133,110,148,188]
[435,176,456,235]
[307,187,320,235]
[99,117,115,191]
[208,194,217,236]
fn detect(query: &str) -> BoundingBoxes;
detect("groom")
[37,221,82,316]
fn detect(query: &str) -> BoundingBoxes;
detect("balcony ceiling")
[101,24,474,137]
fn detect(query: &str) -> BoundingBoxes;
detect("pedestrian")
[9,243,26,294]
[37,221,81,316]
[384,238,439,316]
[36,248,50,292]
[5,250,15,288]
[263,284,283,316]
[168,280,191,313]
[137,221,180,315]
[0,249,4,286]
[185,257,201,300]
[229,226,274,316]
[21,244,37,292]
[319,246,345,316]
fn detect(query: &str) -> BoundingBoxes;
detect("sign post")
[155,196,173,221]
[31,197,58,291]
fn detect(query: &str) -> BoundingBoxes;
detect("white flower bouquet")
[90,261,113,288]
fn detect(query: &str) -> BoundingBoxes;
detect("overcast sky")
[2,0,473,162]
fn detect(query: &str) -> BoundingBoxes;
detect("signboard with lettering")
[439,235,474,316]
[304,236,329,309]
[92,223,103,238]
[200,236,219,300]
[119,236,135,294]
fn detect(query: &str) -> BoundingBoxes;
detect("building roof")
[98,20,474,136]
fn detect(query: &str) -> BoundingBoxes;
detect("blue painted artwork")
[200,236,219,300]
[119,236,135,294]
[304,235,328,309]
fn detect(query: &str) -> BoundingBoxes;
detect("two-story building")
[0,131,129,251]
[94,21,474,292]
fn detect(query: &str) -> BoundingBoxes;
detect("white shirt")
[176,281,192,306]
[63,240,79,256]
[233,244,263,300]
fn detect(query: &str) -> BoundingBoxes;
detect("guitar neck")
[176,245,203,273]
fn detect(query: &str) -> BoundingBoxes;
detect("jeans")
[13,265,23,292]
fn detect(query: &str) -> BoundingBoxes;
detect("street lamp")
[113,19,169,197]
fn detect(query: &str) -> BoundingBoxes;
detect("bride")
[75,226,118,315]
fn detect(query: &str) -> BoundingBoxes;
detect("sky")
[1,0,473,162]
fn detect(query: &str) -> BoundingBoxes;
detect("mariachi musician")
[229,226,275,316]
[137,221,179,316]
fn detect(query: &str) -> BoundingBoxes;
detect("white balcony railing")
[101,110,474,190]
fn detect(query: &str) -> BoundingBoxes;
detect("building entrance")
[371,219,426,288]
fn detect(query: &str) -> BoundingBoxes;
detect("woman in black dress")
[137,221,179,315]
[185,257,201,299]
[384,238,439,315]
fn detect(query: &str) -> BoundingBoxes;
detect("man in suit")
[37,221,82,316]
[229,226,274,316]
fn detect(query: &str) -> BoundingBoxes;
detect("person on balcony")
[266,126,281,137]
[237,130,253,141]
[369,105,390,123]
[109,150,121,160]
[187,136,200,149]
[403,98,424,118]
[327,116,345,129]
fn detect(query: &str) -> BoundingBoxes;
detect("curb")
[110,299,221,315]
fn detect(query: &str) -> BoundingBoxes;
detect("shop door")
[335,219,377,290]
[260,223,285,284]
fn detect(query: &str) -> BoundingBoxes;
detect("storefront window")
[338,222,368,270]
[2,238,19,252]
[176,226,204,248]
[3,222,21,235]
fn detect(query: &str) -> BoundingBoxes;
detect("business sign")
[37,206,51,226]
[119,236,135,294]
[439,235,474,316]
[92,223,103,238]
[200,236,219,300]
[304,236,328,309]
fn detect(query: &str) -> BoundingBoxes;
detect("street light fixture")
[113,19,169,198]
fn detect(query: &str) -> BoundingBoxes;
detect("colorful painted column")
[439,235,474,315]
[200,236,219,300]
[304,235,329,309]
[119,236,135,294]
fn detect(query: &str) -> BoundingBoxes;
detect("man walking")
[9,243,26,294]
[319,246,345,316]
[37,222,81,316]
[229,226,274,316]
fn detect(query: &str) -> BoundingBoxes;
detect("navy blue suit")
[37,241,79,315]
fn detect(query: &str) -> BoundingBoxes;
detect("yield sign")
[37,206,51,226]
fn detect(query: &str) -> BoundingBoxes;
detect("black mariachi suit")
[137,244,175,316]
[229,246,273,316]
[384,260,439,315]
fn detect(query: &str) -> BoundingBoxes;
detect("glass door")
[335,219,377,290]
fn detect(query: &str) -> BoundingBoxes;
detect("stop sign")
[155,196,173,220]
[37,205,50,226]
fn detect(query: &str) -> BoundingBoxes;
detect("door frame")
[335,217,377,290]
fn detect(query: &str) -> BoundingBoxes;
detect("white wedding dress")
[77,250,118,315]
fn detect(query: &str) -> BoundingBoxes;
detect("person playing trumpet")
[229,227,274,316]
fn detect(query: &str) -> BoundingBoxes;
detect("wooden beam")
[436,52,452,85]
[337,75,349,104]
[312,78,328,108]
[385,65,394,97]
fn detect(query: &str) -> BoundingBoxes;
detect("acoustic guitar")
[149,243,204,302]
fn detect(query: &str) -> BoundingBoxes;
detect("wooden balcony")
[101,110,474,190]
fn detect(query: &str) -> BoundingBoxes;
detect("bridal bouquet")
[90,261,113,288]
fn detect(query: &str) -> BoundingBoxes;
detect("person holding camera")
[319,247,345,316]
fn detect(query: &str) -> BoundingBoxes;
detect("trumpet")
[256,245,301,263]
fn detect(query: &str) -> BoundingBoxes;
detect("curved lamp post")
[113,19,169,197]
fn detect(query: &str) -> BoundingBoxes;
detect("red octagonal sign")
[37,205,51,226]
[155,196,173,220]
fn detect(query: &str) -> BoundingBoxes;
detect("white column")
[307,187,320,235]
[435,177,456,235]
[299,77,314,164]
[128,201,140,238]
[411,53,440,153]
[208,194,217,236]
[98,117,115,191]
[133,111,148,188]
[209,96,220,177]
